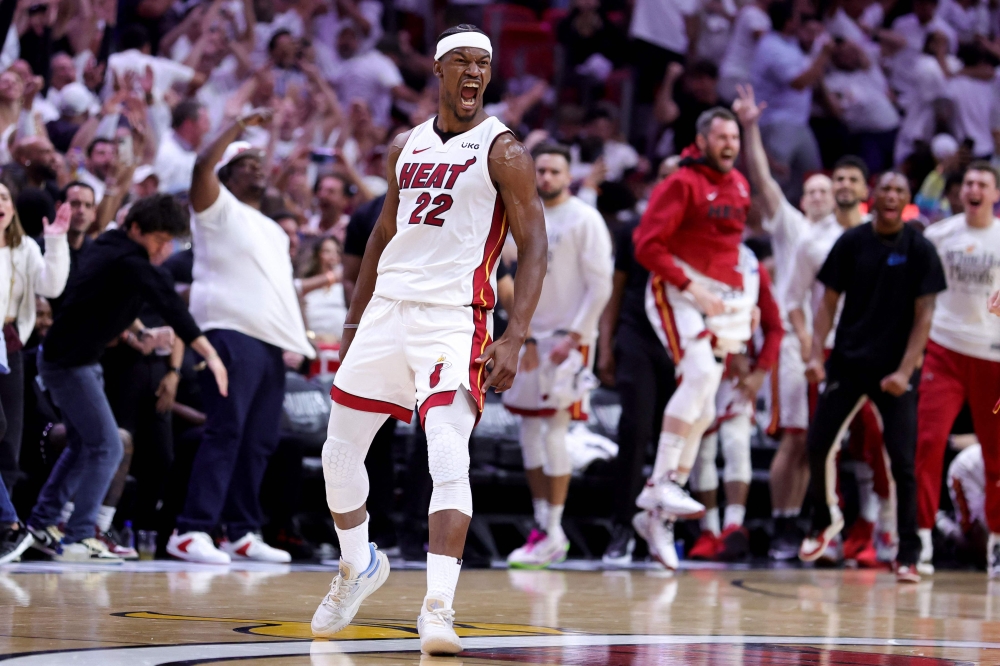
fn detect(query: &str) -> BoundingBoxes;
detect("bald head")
[800,174,834,222]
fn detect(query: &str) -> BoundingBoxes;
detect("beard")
[537,185,564,201]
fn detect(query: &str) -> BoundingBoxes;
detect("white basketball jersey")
[374,116,513,309]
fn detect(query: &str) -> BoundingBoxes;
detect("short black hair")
[60,180,95,202]
[767,0,796,32]
[87,138,115,159]
[687,60,719,80]
[268,28,292,53]
[532,143,571,164]
[120,25,151,51]
[436,24,487,43]
[270,210,298,224]
[744,237,773,262]
[313,173,348,196]
[966,160,1000,188]
[695,107,737,137]
[124,194,190,236]
[833,155,869,183]
[171,100,203,130]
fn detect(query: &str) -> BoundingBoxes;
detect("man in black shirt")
[799,173,946,582]
[597,219,676,564]
[27,195,227,563]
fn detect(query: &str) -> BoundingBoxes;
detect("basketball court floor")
[1,559,999,664]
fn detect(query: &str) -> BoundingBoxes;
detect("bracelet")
[525,337,537,345]
[169,366,182,376]
[343,324,359,330]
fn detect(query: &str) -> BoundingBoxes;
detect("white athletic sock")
[96,505,116,533]
[701,507,721,536]
[426,552,462,609]
[532,498,550,530]
[59,501,74,525]
[336,514,372,572]
[724,504,746,530]
[673,468,690,486]
[547,504,565,542]
[652,432,686,483]
[772,507,798,519]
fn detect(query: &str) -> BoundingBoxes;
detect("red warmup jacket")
[633,145,751,289]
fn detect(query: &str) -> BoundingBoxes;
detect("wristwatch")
[168,366,182,377]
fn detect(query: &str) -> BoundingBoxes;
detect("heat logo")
[429,355,452,388]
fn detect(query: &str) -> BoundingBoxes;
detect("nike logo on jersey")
[887,253,907,266]
[707,192,718,201]
[399,157,477,190]
[413,146,432,154]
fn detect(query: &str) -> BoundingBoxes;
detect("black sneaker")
[27,524,63,557]
[602,523,636,566]
[0,523,35,564]
[769,517,802,561]
[268,527,314,561]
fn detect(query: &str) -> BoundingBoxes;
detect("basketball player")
[502,143,613,569]
[689,245,783,561]
[730,86,837,556]
[310,25,547,655]
[631,106,751,527]
[914,162,1000,576]
[799,172,946,583]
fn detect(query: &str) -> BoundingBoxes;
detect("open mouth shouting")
[460,80,480,108]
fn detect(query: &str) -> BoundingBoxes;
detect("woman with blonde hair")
[0,182,71,495]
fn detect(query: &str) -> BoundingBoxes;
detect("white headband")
[434,32,492,61]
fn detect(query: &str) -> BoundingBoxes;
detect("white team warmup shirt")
[502,195,613,416]
[333,115,514,423]
[924,214,1000,362]
[762,198,812,321]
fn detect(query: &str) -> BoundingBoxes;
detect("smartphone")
[310,148,336,165]
[119,134,134,166]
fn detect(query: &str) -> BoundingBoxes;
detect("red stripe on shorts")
[330,385,413,423]
[651,275,683,363]
[418,390,457,428]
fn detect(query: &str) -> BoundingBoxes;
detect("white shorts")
[502,335,594,421]
[713,376,755,428]
[948,443,986,533]
[771,333,809,433]
[645,275,751,363]
[331,296,491,427]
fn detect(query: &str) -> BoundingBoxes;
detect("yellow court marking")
[120,611,568,640]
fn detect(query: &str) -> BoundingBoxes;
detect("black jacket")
[43,229,202,367]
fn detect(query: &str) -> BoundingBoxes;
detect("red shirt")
[755,267,783,372]
[633,146,750,290]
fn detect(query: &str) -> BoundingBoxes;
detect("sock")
[59,501,74,525]
[724,504,746,529]
[672,468,690,486]
[547,504,565,542]
[652,432,686,482]
[336,514,372,572]
[701,507,721,536]
[773,507,798,519]
[532,498,550,530]
[96,505,116,533]
[426,552,462,609]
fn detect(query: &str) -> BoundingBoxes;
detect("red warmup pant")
[915,340,1000,533]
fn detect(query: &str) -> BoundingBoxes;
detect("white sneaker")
[506,528,545,567]
[917,528,935,575]
[988,533,1000,579]
[636,480,705,518]
[799,515,845,563]
[167,531,231,564]
[508,533,569,570]
[418,597,462,655]
[632,511,678,570]
[312,544,390,637]
[55,538,123,564]
[221,533,291,563]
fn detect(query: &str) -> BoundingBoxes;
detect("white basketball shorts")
[770,333,809,433]
[331,295,491,426]
[501,334,594,421]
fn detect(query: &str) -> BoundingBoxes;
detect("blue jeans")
[0,477,15,524]
[29,354,123,544]
[176,330,285,540]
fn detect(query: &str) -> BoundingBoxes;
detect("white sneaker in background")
[636,480,705,518]
[988,533,1000,579]
[55,538,123,564]
[312,544,390,637]
[917,528,935,575]
[632,511,678,571]
[509,533,569,570]
[418,597,462,655]
[167,531,231,564]
[221,533,291,563]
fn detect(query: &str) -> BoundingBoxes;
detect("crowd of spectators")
[0,0,997,566]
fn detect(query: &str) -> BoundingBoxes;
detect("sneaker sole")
[311,552,391,638]
[54,556,124,564]
[636,494,705,519]
[420,633,462,655]
[0,534,35,565]
[799,519,845,563]
[166,544,232,565]
[507,546,569,570]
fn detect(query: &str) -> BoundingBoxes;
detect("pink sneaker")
[506,529,546,567]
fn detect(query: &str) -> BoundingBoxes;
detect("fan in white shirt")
[155,100,210,195]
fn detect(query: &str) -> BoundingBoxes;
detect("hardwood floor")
[1,561,999,664]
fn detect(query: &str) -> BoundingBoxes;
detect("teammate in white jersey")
[731,86,836,559]
[310,25,548,655]
[502,143,613,569]
[915,162,1000,577]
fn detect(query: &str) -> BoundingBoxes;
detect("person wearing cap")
[167,109,316,565]
[25,194,228,564]
[915,134,971,222]
[131,166,159,200]
[45,83,95,154]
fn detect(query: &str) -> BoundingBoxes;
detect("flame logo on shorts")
[430,355,451,389]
